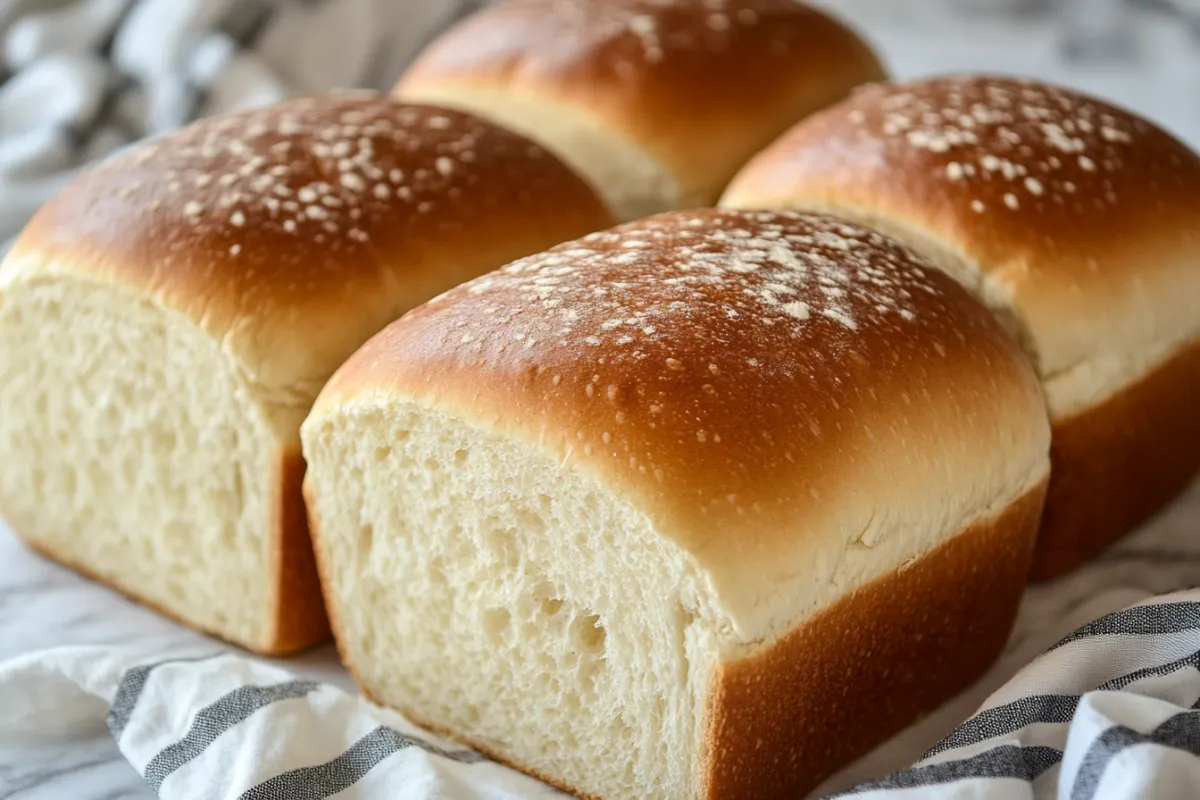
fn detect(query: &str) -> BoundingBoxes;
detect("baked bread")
[0,93,613,654]
[394,0,885,223]
[301,208,1051,798]
[721,75,1200,580]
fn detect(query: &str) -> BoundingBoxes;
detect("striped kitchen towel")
[0,645,568,799]
[5,591,1200,799]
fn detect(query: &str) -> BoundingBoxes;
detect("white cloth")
[0,0,488,247]
[0,646,567,799]
[5,591,1200,799]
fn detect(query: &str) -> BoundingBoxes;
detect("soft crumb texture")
[0,93,612,654]
[302,208,1049,799]
[722,74,1200,419]
[397,0,885,221]
[0,281,278,650]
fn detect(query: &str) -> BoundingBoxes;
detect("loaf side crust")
[701,478,1047,799]
[304,477,354,667]
[268,449,331,653]
[1031,335,1200,580]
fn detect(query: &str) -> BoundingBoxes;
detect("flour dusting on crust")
[447,209,942,377]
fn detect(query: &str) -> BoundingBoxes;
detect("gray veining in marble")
[4,2,1200,798]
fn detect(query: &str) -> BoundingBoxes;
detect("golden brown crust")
[311,207,1049,645]
[267,449,331,654]
[316,209,1040,536]
[397,0,886,206]
[702,479,1047,799]
[1031,337,1200,580]
[3,94,614,398]
[303,477,354,668]
[721,74,1200,379]
[721,74,1200,579]
[724,73,1200,289]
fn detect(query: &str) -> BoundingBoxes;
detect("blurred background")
[817,0,1200,141]
[0,0,1197,246]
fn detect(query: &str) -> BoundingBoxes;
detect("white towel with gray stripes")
[0,0,489,250]
[0,646,568,799]
[6,591,1200,798]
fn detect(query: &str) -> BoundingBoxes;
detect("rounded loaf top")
[722,75,1200,376]
[396,0,886,219]
[2,92,614,406]
[311,208,1050,634]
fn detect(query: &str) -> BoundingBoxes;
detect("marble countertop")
[5,3,1200,798]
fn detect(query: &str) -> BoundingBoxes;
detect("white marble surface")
[4,2,1200,798]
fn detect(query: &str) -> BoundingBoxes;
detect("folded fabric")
[5,591,1200,799]
[0,645,567,799]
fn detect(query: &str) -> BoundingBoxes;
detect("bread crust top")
[308,208,1049,641]
[723,75,1200,379]
[398,0,886,208]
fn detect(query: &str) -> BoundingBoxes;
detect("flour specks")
[548,0,790,66]
[101,94,554,259]
[848,76,1145,214]
[455,209,938,378]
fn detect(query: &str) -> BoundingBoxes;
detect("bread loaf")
[0,93,613,654]
[301,208,1051,798]
[394,0,886,223]
[722,75,1200,579]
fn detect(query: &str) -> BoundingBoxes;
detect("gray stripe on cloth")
[828,745,1063,797]
[1096,647,1200,692]
[1070,711,1200,800]
[142,680,321,790]
[926,647,1200,760]
[107,652,223,740]
[1051,602,1200,651]
[925,695,1080,758]
[238,725,488,800]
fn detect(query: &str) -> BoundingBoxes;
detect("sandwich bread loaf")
[395,0,886,222]
[722,75,1200,579]
[0,93,614,654]
[301,208,1051,798]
